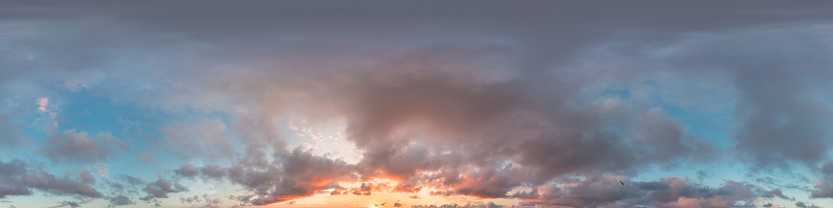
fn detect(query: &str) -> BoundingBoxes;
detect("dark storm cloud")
[0,159,101,198]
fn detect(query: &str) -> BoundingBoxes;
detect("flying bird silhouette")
[620,181,625,186]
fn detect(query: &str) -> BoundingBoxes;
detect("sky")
[3,1,833,208]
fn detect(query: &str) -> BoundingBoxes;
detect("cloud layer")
[3,1,833,207]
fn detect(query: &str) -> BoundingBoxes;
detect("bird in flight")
[620,181,625,186]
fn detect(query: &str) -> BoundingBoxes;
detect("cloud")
[760,188,793,200]
[410,202,505,208]
[179,194,221,208]
[39,129,126,164]
[630,25,833,169]
[173,164,199,178]
[0,109,25,150]
[36,97,49,113]
[175,148,355,205]
[519,176,789,208]
[116,174,145,186]
[108,195,135,207]
[0,159,102,198]
[141,179,188,200]
[4,1,833,207]
[146,30,719,205]
[160,119,234,160]
[48,199,94,208]
[175,164,226,182]
[796,201,822,208]
[810,161,833,199]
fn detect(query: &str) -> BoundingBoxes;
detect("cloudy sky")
[3,1,833,208]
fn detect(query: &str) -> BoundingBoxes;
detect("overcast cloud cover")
[3,1,833,208]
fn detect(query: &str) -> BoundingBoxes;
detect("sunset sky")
[4,1,833,208]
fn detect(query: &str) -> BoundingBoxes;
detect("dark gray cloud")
[0,159,101,198]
